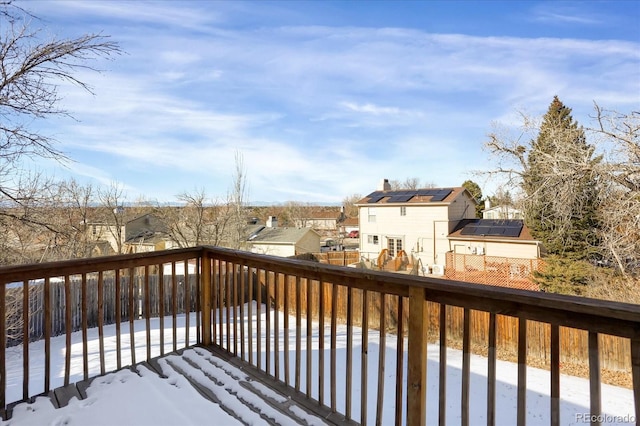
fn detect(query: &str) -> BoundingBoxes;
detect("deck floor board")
[32,344,355,426]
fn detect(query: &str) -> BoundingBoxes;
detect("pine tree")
[522,96,600,259]
[461,179,484,218]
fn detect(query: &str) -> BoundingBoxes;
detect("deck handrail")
[200,246,640,425]
[1,246,639,425]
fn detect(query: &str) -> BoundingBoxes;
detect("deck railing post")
[407,286,427,426]
[201,250,212,346]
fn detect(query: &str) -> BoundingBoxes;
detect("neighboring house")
[338,216,359,237]
[356,179,478,270]
[292,207,345,233]
[86,221,124,256]
[482,201,523,220]
[124,214,176,254]
[248,216,321,257]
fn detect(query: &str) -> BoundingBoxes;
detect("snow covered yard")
[1,304,635,425]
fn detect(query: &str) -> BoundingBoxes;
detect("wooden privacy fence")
[290,251,361,266]
[254,273,632,374]
[4,274,198,347]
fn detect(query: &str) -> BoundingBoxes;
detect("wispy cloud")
[23,1,640,202]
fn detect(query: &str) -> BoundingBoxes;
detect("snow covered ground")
[1,303,635,425]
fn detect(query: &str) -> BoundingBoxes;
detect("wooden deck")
[14,345,355,426]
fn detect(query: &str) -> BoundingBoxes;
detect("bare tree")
[1,3,119,178]
[388,177,437,190]
[161,188,232,247]
[281,201,313,227]
[97,182,127,254]
[588,107,640,275]
[0,3,119,261]
[341,193,362,218]
[36,179,97,261]
[228,151,249,249]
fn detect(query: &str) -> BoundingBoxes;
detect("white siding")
[448,239,539,259]
[251,244,296,257]
[359,203,453,266]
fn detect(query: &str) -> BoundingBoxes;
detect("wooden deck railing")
[1,246,640,425]
[0,247,203,418]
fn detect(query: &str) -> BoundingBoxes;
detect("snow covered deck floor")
[40,345,353,426]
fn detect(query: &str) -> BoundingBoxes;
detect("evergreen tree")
[522,96,600,259]
[461,180,484,218]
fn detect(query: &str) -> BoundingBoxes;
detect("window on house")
[92,225,97,236]
[368,207,376,223]
[368,235,379,245]
[400,206,406,216]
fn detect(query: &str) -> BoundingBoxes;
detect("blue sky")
[22,0,640,204]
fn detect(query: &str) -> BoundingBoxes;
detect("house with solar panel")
[356,179,477,273]
[356,179,542,290]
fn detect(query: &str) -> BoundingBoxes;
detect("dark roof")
[356,187,469,205]
[449,219,536,241]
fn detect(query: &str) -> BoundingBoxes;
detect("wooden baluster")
[394,296,405,426]
[486,313,497,426]
[172,262,178,353]
[462,308,471,426]
[158,263,165,354]
[144,266,151,361]
[407,287,427,426]
[439,304,448,426]
[44,277,51,393]
[284,274,290,386]
[550,324,560,426]
[517,317,527,426]
[98,272,105,375]
[64,276,73,384]
[128,268,136,366]
[319,280,325,405]
[375,293,387,426]
[295,275,301,392]
[330,282,338,412]
[115,270,122,370]
[22,280,30,399]
[361,289,369,425]
[82,273,89,380]
[588,331,601,425]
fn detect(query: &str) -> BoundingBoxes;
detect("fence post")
[201,251,212,346]
[407,286,427,426]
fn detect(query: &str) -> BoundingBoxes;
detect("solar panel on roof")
[460,226,477,235]
[430,190,452,202]
[388,194,414,202]
[460,219,523,237]
[503,227,522,237]
[368,196,384,203]
[416,189,436,196]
